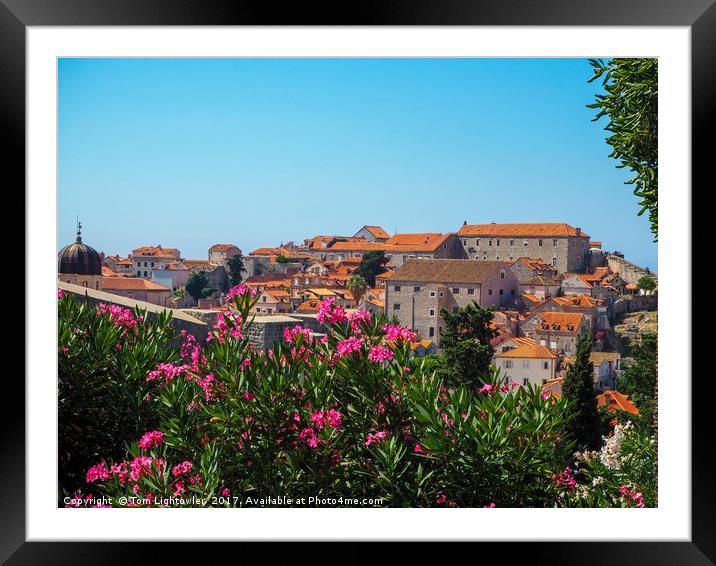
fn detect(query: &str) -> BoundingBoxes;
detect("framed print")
[4,0,709,563]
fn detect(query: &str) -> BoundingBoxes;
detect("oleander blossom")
[599,421,632,469]
[309,409,343,430]
[96,303,139,333]
[552,467,577,492]
[364,430,387,447]
[172,461,193,477]
[316,298,348,325]
[226,283,257,301]
[367,346,394,363]
[298,427,320,448]
[85,462,110,483]
[381,324,416,342]
[283,325,313,344]
[336,336,364,357]
[618,484,646,508]
[137,430,164,451]
[147,362,188,383]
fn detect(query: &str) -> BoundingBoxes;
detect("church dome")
[58,222,102,276]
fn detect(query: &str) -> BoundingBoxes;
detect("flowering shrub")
[58,293,178,495]
[60,287,654,507]
[556,421,656,507]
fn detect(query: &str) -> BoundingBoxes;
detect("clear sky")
[58,58,657,270]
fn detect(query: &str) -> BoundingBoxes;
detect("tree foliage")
[438,302,498,388]
[636,275,657,291]
[347,274,368,305]
[186,271,208,301]
[617,333,657,429]
[562,333,601,450]
[355,251,388,287]
[227,254,245,286]
[588,58,658,240]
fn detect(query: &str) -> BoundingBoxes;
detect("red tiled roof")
[209,244,239,252]
[458,223,589,238]
[363,226,390,239]
[538,311,585,329]
[495,343,558,359]
[101,277,171,291]
[597,390,640,415]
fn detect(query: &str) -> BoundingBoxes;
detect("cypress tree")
[563,333,601,450]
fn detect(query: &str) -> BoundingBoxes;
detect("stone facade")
[58,273,103,291]
[457,223,590,273]
[131,246,181,278]
[208,244,242,268]
[519,311,590,357]
[385,259,518,347]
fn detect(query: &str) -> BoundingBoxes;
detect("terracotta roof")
[101,277,171,291]
[538,311,585,329]
[376,271,394,280]
[384,233,451,251]
[597,390,639,415]
[209,244,239,252]
[522,275,562,286]
[101,266,116,277]
[495,343,558,359]
[390,259,509,284]
[183,260,214,271]
[363,226,391,239]
[589,351,621,364]
[132,246,180,256]
[521,293,542,305]
[458,223,589,238]
[551,294,601,308]
[297,299,322,312]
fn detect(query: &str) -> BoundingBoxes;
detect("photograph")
[56,56,659,510]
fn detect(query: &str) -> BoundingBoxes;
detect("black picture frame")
[4,1,707,563]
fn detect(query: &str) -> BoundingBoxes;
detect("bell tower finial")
[76,216,83,243]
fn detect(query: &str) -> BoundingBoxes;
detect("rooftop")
[458,223,589,238]
[390,259,509,284]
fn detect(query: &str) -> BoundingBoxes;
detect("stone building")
[101,277,172,306]
[385,259,518,347]
[58,222,103,290]
[131,245,181,278]
[353,225,391,242]
[208,243,242,268]
[519,311,590,357]
[103,255,132,275]
[493,341,559,387]
[457,223,591,273]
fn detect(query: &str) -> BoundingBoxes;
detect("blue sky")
[58,58,657,270]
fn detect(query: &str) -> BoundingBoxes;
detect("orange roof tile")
[101,277,171,291]
[597,390,640,415]
[458,223,589,238]
[209,244,239,252]
[363,226,390,239]
[495,343,558,359]
[297,299,322,312]
[539,311,585,328]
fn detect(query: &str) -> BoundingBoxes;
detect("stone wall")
[607,255,656,285]
[610,295,658,321]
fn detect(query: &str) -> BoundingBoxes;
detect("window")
[523,240,528,247]
[523,360,530,369]
[543,361,549,370]
[553,239,557,247]
[538,240,543,247]
[523,378,529,386]
[414,286,421,292]
[394,285,401,292]
[462,239,467,246]
[496,239,500,246]
[500,270,505,279]
[509,239,514,246]
[499,289,504,295]
[476,238,480,246]
[550,341,557,349]
[439,291,444,297]
[489,240,493,247]
[488,289,493,296]
[429,291,436,297]
[505,360,513,369]
[429,327,435,337]
[540,339,546,346]
[467,288,475,295]
[552,258,557,267]
[496,256,500,260]
[429,309,435,316]
[394,303,401,311]
[452,288,459,294]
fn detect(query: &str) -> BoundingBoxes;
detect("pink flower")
[552,467,577,492]
[226,284,257,301]
[147,362,188,383]
[137,430,164,451]
[57,288,66,299]
[364,430,388,447]
[326,409,342,429]
[367,346,394,363]
[172,461,193,477]
[540,391,551,400]
[316,298,348,325]
[96,303,138,333]
[336,336,365,357]
[85,462,110,483]
[478,383,495,395]
[298,427,319,449]
[484,503,496,508]
[242,392,256,401]
[283,325,313,344]
[381,324,417,342]
[219,486,231,497]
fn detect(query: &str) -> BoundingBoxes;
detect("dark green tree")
[347,273,368,306]
[438,302,498,388]
[227,253,246,286]
[617,333,657,428]
[355,251,389,287]
[636,275,657,292]
[588,58,658,240]
[186,271,208,302]
[562,333,601,450]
